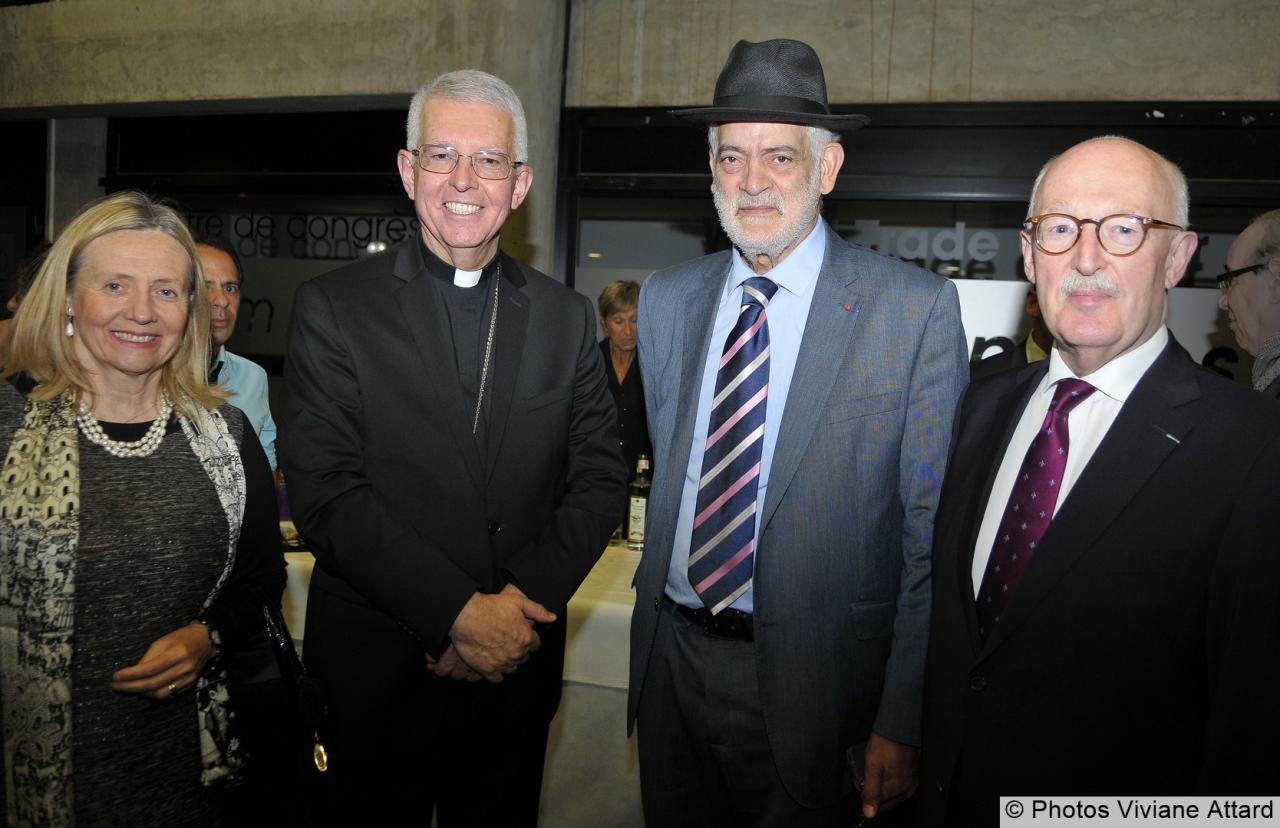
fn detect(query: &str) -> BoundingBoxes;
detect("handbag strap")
[260,600,329,773]
[261,602,305,682]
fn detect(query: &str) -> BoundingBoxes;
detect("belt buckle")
[665,596,753,642]
[705,608,753,642]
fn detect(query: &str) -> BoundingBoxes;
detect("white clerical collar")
[453,268,483,288]
[1044,326,1169,404]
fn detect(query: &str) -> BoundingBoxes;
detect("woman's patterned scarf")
[0,392,245,826]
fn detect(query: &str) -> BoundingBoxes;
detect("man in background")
[1217,208,1280,398]
[197,236,277,468]
[970,286,1052,380]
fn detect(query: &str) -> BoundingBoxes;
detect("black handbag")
[260,600,330,773]
[224,599,330,825]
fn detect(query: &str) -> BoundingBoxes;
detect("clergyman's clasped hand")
[436,584,556,683]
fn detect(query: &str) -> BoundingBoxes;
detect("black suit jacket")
[279,241,626,719]
[968,336,1030,381]
[920,336,1280,826]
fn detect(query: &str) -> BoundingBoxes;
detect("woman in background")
[0,191,284,825]
[597,280,651,478]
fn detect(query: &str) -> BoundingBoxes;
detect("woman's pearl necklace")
[76,394,173,459]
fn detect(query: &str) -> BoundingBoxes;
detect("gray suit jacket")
[628,221,968,807]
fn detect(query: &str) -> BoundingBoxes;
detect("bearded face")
[709,122,835,268]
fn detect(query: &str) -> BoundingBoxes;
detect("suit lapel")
[484,256,530,480]
[651,259,728,555]
[981,340,1200,654]
[393,243,485,493]
[945,364,1045,652]
[760,225,865,530]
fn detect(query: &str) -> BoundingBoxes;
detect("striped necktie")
[689,276,779,615]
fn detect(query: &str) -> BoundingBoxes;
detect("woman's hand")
[111,622,214,700]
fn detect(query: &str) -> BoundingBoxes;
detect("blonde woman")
[0,191,285,825]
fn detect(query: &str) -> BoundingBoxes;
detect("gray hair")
[707,125,840,164]
[1027,135,1190,227]
[1243,208,1280,263]
[406,69,529,162]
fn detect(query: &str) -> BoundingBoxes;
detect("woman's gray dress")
[69,414,240,825]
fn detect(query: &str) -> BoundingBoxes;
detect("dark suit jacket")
[919,337,1280,826]
[629,222,969,807]
[280,241,626,720]
[969,336,1030,381]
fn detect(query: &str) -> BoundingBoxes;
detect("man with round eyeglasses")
[280,69,626,824]
[920,136,1280,826]
[1023,212,1185,257]
[1217,209,1280,397]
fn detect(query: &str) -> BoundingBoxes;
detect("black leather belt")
[662,594,754,642]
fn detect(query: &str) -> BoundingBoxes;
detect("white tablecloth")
[282,551,313,643]
[561,542,640,688]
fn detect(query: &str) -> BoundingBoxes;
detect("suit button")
[969,675,987,692]
[487,522,502,535]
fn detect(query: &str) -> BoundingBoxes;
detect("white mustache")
[1061,272,1120,297]
[735,193,783,213]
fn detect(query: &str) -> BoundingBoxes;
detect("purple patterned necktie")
[689,276,778,615]
[976,378,1096,639]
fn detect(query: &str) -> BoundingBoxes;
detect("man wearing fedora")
[627,38,967,825]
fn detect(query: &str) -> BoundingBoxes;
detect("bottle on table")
[627,454,651,550]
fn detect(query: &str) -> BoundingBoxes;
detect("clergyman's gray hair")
[707,125,840,164]
[406,69,529,162]
[1027,135,1190,228]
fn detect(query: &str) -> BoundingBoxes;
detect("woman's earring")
[65,313,74,337]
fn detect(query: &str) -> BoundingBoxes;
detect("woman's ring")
[167,682,177,695]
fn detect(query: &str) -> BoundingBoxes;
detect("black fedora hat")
[672,38,869,131]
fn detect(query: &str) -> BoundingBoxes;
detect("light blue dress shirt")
[664,223,826,612]
[217,347,278,470]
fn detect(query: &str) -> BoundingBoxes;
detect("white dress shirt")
[970,327,1169,595]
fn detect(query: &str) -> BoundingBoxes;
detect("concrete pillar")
[47,117,107,237]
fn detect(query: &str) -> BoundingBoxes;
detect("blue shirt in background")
[216,347,278,471]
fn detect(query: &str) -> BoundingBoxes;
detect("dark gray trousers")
[636,600,858,827]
